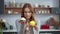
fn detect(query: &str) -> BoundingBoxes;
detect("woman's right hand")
[19,20,26,24]
[19,17,26,24]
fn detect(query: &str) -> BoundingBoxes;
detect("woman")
[16,3,39,34]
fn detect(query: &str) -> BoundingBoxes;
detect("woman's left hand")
[34,25,38,31]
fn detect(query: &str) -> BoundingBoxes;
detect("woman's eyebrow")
[24,11,31,12]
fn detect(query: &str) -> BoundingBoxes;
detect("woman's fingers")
[19,20,26,24]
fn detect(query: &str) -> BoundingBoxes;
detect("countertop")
[0,30,17,32]
[0,29,60,32]
[39,29,60,31]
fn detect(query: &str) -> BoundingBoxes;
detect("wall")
[4,0,59,7]
[59,0,60,8]
[0,0,4,14]
[0,14,59,30]
[0,14,21,30]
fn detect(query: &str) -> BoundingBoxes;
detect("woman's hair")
[21,3,35,21]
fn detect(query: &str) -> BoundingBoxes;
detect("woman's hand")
[35,26,38,31]
[34,24,38,31]
[19,20,26,24]
[19,17,26,24]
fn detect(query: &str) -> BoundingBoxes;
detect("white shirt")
[16,18,41,34]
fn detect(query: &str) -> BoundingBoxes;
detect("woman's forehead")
[24,8,30,12]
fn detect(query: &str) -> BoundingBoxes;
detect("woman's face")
[24,7,32,20]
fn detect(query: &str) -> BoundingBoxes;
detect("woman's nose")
[26,13,30,15]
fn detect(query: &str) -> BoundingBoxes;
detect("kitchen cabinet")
[0,0,4,14]
[51,8,60,14]
[59,0,60,8]
[0,8,4,14]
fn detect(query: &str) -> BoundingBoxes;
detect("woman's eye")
[24,11,31,13]
[28,12,31,13]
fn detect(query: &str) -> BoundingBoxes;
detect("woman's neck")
[26,19,29,22]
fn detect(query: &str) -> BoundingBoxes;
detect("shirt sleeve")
[15,19,24,34]
[15,19,21,33]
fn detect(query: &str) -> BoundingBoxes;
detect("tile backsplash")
[0,14,59,30]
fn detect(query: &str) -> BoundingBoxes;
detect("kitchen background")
[0,14,59,30]
[4,0,59,7]
[0,0,60,34]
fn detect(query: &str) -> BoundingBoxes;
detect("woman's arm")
[15,20,21,34]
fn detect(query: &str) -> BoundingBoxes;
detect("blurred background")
[0,0,60,34]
